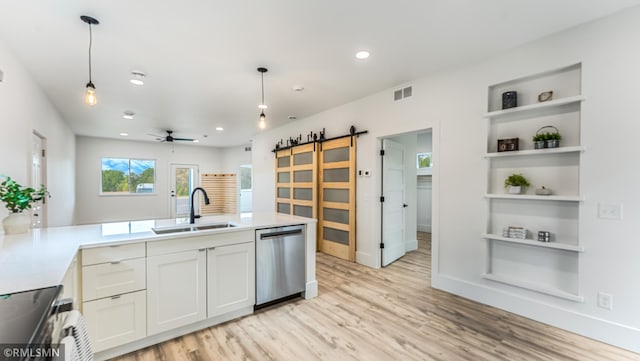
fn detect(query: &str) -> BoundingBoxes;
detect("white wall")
[0,37,75,227]
[252,7,640,352]
[75,137,226,224]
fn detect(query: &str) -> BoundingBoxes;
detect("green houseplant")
[533,126,561,149]
[0,176,49,234]
[504,173,530,194]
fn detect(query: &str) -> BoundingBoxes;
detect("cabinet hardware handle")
[110,261,121,265]
[198,248,206,252]
[111,295,121,300]
[109,245,120,248]
[209,247,216,250]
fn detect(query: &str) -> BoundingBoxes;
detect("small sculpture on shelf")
[535,186,553,196]
[504,173,530,194]
[537,90,553,102]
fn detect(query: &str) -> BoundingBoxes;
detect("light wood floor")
[113,233,639,360]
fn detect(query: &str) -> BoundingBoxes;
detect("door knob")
[403,203,408,208]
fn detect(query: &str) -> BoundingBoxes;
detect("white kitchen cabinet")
[146,249,207,335]
[83,290,146,352]
[207,241,255,317]
[82,258,146,301]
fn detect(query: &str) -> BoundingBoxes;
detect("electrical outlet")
[598,292,613,310]
[598,203,623,220]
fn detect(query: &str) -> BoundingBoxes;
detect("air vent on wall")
[393,86,413,101]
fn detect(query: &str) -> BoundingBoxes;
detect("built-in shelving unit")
[483,63,584,302]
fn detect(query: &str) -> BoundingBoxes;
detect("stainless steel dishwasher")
[255,225,306,306]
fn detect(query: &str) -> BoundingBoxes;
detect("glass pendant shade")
[85,82,97,106]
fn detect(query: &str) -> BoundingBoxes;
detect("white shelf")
[485,194,584,202]
[485,146,585,158]
[482,234,584,252]
[482,273,584,302]
[483,95,585,119]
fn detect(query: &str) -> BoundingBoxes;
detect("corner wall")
[252,7,640,352]
[0,37,75,227]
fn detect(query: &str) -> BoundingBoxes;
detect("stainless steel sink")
[152,222,236,234]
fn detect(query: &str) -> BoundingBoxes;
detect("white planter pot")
[508,186,522,194]
[2,212,32,235]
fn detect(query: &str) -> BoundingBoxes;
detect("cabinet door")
[147,249,207,335]
[207,242,255,317]
[83,290,146,352]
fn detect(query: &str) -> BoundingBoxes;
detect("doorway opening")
[170,164,199,219]
[32,131,47,228]
[239,164,253,216]
[380,129,433,269]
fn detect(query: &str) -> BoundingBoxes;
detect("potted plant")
[533,125,561,149]
[546,131,561,148]
[0,176,49,234]
[532,133,547,149]
[504,173,530,194]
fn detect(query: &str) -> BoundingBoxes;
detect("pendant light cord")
[88,23,93,83]
[261,72,265,105]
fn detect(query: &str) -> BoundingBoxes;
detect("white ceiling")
[1,1,639,147]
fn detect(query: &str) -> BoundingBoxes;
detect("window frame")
[99,157,157,196]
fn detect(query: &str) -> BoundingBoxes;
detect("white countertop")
[0,212,316,295]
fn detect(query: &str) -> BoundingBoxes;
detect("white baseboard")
[356,250,379,269]
[304,280,318,299]
[406,239,418,252]
[433,274,640,354]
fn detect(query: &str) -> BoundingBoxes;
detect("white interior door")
[170,164,198,218]
[382,139,406,267]
[31,132,46,228]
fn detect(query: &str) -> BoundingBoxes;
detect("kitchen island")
[0,212,317,360]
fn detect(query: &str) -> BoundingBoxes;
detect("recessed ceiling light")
[216,127,224,131]
[292,85,304,92]
[129,71,145,85]
[355,50,370,59]
[123,111,135,119]
[119,132,128,136]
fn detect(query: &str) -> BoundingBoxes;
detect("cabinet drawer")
[83,290,146,352]
[82,258,146,301]
[82,243,145,265]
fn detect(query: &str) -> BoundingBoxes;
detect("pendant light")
[81,15,99,106]
[257,67,268,129]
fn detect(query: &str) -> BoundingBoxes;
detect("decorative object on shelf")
[535,186,553,196]
[80,15,100,106]
[503,226,527,239]
[537,91,554,102]
[0,176,50,235]
[502,91,518,109]
[257,67,268,129]
[538,231,551,242]
[497,138,519,152]
[533,125,561,149]
[504,173,530,194]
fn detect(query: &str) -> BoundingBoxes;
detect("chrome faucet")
[189,187,210,224]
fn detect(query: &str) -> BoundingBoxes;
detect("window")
[101,158,156,194]
[240,165,252,190]
[416,153,432,169]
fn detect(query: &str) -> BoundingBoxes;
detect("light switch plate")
[598,203,623,220]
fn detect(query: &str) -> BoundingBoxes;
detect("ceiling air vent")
[393,86,413,101]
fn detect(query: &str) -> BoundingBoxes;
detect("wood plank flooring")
[113,233,640,360]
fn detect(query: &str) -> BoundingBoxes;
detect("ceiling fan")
[149,130,196,143]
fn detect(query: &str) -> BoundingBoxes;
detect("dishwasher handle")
[260,228,303,240]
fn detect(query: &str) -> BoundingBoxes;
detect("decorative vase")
[534,140,546,149]
[2,212,32,235]
[508,186,522,194]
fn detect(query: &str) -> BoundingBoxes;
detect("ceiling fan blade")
[147,133,164,138]
[173,137,195,141]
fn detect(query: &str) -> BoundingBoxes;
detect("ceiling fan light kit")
[81,15,99,106]
[257,67,268,129]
